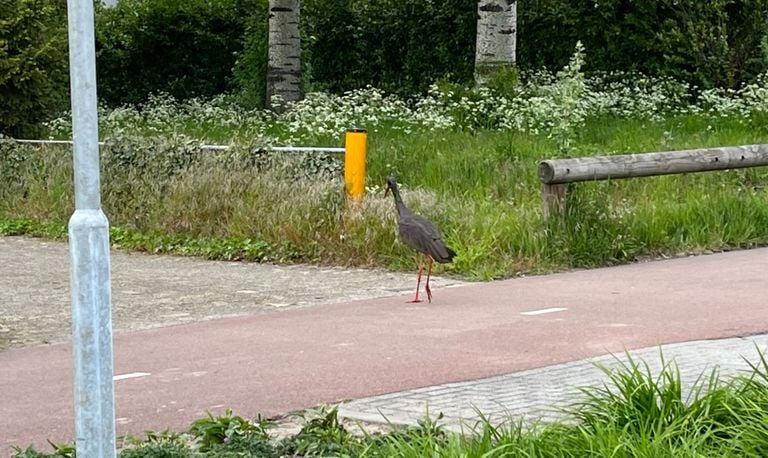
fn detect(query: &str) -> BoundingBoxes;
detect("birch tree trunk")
[267,0,301,112]
[475,0,516,86]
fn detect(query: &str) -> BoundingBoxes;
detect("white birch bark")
[267,0,301,112]
[475,0,517,85]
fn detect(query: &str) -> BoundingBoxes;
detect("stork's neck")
[395,200,411,218]
[388,182,411,218]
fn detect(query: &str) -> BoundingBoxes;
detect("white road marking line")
[520,307,568,316]
[113,372,151,381]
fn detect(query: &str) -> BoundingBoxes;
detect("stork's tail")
[434,246,456,264]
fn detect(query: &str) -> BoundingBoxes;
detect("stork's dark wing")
[398,213,456,263]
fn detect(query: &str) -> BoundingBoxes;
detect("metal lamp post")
[66,0,116,455]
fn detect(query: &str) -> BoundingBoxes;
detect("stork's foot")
[407,299,424,303]
[425,283,432,303]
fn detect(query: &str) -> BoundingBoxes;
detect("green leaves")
[302,0,476,96]
[95,0,254,106]
[0,0,68,137]
[519,0,768,91]
[190,409,273,453]
[280,406,358,456]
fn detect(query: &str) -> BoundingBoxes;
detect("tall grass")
[5,112,768,279]
[5,48,768,278]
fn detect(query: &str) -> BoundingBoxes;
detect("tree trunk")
[474,0,516,86]
[267,0,301,112]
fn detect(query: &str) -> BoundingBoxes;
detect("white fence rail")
[14,138,345,154]
[13,129,368,200]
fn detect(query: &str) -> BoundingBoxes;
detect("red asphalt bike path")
[2,248,767,452]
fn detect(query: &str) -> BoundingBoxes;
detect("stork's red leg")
[407,260,424,303]
[425,256,433,303]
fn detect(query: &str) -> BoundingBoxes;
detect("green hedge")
[302,0,477,96]
[518,0,768,90]
[232,0,268,108]
[0,0,69,137]
[303,0,768,93]
[95,0,257,106]
[6,0,767,120]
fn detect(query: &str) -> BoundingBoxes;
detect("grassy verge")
[13,352,768,457]
[4,113,768,280]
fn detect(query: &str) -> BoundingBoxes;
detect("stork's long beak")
[384,184,390,197]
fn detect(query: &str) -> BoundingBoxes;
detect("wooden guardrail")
[538,144,768,216]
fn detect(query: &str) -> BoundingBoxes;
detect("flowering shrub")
[43,47,768,153]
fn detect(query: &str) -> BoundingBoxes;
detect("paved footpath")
[340,334,768,429]
[3,237,768,454]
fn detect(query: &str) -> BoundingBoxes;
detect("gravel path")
[0,236,463,350]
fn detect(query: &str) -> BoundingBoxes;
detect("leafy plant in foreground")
[11,441,75,458]
[278,406,360,456]
[189,408,272,453]
[570,352,734,452]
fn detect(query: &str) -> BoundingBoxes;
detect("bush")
[518,0,768,90]
[95,0,256,106]
[0,0,69,137]
[92,0,768,107]
[298,0,768,95]
[232,0,268,108]
[302,0,477,96]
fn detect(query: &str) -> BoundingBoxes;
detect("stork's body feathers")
[397,212,456,263]
[385,176,456,303]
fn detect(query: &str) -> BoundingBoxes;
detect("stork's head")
[384,175,398,197]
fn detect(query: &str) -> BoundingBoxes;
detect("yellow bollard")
[344,128,367,201]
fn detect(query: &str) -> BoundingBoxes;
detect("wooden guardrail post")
[538,144,768,217]
[542,183,568,217]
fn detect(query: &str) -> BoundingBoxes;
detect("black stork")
[385,175,456,303]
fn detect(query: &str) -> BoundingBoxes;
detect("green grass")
[4,113,768,279]
[13,351,768,457]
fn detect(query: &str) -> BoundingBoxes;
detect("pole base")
[68,209,116,457]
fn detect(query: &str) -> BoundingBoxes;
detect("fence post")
[542,183,568,218]
[344,128,368,201]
